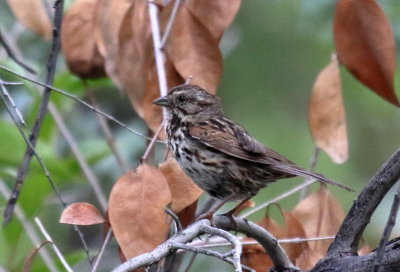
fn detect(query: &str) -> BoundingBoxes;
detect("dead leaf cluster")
[241,187,370,271]
[59,0,240,133]
[60,158,202,260]
[308,0,399,164]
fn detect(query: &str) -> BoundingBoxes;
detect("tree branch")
[4,0,65,225]
[327,148,400,257]
[112,217,298,272]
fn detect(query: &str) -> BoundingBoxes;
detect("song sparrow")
[153,85,352,204]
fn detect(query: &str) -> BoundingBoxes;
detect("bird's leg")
[196,193,236,221]
[223,197,252,217]
[220,197,252,234]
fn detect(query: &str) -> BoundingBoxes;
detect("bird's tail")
[273,164,354,192]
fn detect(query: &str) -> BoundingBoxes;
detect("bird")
[153,84,352,215]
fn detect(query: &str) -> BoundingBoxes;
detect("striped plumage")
[153,85,352,200]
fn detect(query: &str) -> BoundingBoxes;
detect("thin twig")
[0,65,165,143]
[87,89,129,172]
[91,228,113,272]
[373,184,400,272]
[34,217,73,272]
[173,243,254,272]
[189,235,336,249]
[48,102,108,211]
[0,80,26,126]
[240,178,317,218]
[0,85,92,262]
[0,26,36,74]
[200,224,242,272]
[0,182,59,272]
[164,206,183,233]
[142,122,165,162]
[4,0,65,225]
[148,0,168,119]
[160,0,182,48]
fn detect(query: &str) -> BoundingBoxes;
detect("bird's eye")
[177,95,186,103]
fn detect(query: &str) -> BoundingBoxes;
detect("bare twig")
[160,0,182,48]
[164,206,182,233]
[142,122,165,162]
[0,182,59,272]
[0,64,165,143]
[174,243,254,272]
[34,217,73,272]
[0,85,92,262]
[0,26,36,74]
[373,184,400,272]
[4,0,65,225]
[148,0,168,119]
[91,228,113,272]
[327,148,400,257]
[240,178,317,218]
[87,90,129,172]
[0,80,26,126]
[189,235,336,249]
[48,102,108,211]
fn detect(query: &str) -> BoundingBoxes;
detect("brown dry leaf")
[232,199,255,216]
[281,212,309,262]
[241,243,273,272]
[177,200,197,228]
[163,3,222,93]
[96,0,134,86]
[116,1,153,118]
[186,0,241,40]
[295,248,324,270]
[241,213,283,271]
[60,202,105,225]
[62,0,105,78]
[108,164,172,259]
[159,157,203,213]
[292,187,345,255]
[7,0,52,40]
[308,55,348,164]
[141,58,182,134]
[358,244,371,256]
[334,0,399,106]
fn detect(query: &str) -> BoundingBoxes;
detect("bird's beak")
[152,96,171,107]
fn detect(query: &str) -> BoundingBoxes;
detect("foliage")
[0,0,399,271]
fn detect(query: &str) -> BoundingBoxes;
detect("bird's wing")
[188,121,293,165]
[189,121,354,192]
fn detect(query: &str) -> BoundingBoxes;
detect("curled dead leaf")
[23,241,52,272]
[7,0,52,40]
[108,164,172,259]
[308,55,348,164]
[62,0,105,78]
[334,0,399,106]
[60,202,105,225]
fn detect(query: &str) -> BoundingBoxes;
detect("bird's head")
[153,85,223,121]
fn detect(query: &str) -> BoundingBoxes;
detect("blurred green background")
[0,0,399,271]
